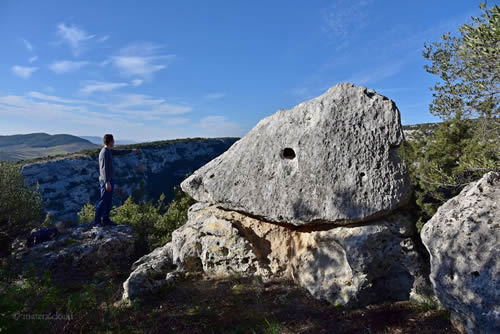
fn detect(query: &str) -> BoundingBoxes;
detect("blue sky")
[0,1,488,141]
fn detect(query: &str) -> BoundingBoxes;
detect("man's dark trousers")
[94,180,114,224]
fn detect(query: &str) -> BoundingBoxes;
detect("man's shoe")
[102,220,117,226]
[92,220,103,226]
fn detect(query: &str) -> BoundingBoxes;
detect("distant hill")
[80,136,137,145]
[0,133,99,162]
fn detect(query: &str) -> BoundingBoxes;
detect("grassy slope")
[0,133,99,162]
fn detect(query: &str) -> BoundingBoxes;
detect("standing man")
[93,134,139,226]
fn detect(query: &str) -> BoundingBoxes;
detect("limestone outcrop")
[21,138,237,221]
[13,224,135,285]
[421,172,500,334]
[122,83,431,308]
[181,83,410,226]
[123,205,430,306]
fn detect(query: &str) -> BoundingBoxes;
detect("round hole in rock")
[282,148,296,159]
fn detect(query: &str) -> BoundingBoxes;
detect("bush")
[78,203,96,223]
[0,162,44,255]
[100,186,195,255]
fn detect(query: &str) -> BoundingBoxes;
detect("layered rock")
[421,172,500,334]
[182,83,410,226]
[13,224,135,285]
[123,205,430,306]
[21,138,237,221]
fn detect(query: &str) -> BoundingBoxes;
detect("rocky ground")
[1,273,457,334]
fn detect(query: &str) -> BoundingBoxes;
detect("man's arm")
[111,149,133,156]
[111,148,140,156]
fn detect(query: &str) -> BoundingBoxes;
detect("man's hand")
[133,148,141,155]
[105,181,112,192]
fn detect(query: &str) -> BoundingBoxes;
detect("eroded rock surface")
[182,83,410,226]
[13,224,135,285]
[123,205,430,307]
[421,172,500,334]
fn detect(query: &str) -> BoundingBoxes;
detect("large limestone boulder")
[181,83,410,226]
[13,224,135,285]
[122,205,430,307]
[289,215,428,307]
[421,172,500,334]
[122,204,292,300]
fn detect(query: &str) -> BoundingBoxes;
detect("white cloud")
[98,35,110,42]
[49,60,89,74]
[57,23,95,56]
[322,0,374,48]
[28,56,38,63]
[22,39,33,51]
[112,94,192,118]
[80,81,129,94]
[204,92,226,99]
[28,91,107,106]
[109,42,174,79]
[0,92,197,141]
[196,115,243,137]
[346,58,410,85]
[11,65,38,79]
[163,117,190,125]
[131,79,144,87]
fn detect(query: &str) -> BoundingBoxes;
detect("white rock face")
[182,83,410,226]
[122,205,430,307]
[421,172,500,334]
[21,138,237,221]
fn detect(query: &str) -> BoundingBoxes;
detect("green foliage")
[0,162,44,251]
[423,3,499,121]
[78,202,96,223]
[110,186,195,254]
[41,212,53,228]
[403,2,500,229]
[401,118,498,227]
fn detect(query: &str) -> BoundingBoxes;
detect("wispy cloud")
[80,81,129,94]
[196,115,243,137]
[22,38,33,51]
[98,35,110,42]
[345,56,413,85]
[28,91,107,106]
[163,117,190,125]
[57,23,95,56]
[49,60,89,74]
[112,94,192,119]
[321,0,374,48]
[204,92,226,100]
[109,42,174,80]
[11,65,38,79]
[28,56,38,63]
[131,79,144,87]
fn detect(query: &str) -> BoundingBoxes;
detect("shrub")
[78,203,96,223]
[0,162,44,255]
[110,186,195,254]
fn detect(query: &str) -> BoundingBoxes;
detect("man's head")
[103,134,115,147]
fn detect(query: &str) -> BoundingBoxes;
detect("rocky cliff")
[21,138,238,221]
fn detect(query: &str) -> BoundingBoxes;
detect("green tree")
[423,2,499,122]
[0,162,44,255]
[422,2,499,177]
[404,2,499,229]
